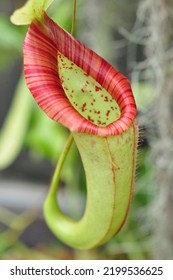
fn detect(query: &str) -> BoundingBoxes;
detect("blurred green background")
[0,0,173,260]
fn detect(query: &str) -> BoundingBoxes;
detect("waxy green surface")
[44,124,137,249]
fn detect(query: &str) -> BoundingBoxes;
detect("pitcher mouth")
[24,13,136,137]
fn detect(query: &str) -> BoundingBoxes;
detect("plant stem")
[49,133,73,196]
[71,0,77,35]
[49,0,77,197]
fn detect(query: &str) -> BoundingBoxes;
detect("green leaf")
[10,0,54,25]
[0,74,32,169]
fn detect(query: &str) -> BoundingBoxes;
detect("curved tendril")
[49,133,73,197]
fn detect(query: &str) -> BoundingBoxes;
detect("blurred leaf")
[0,210,37,254]
[0,14,24,51]
[132,82,156,111]
[0,50,18,69]
[0,73,32,169]
[26,109,69,162]
[0,14,25,69]
[48,0,73,32]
